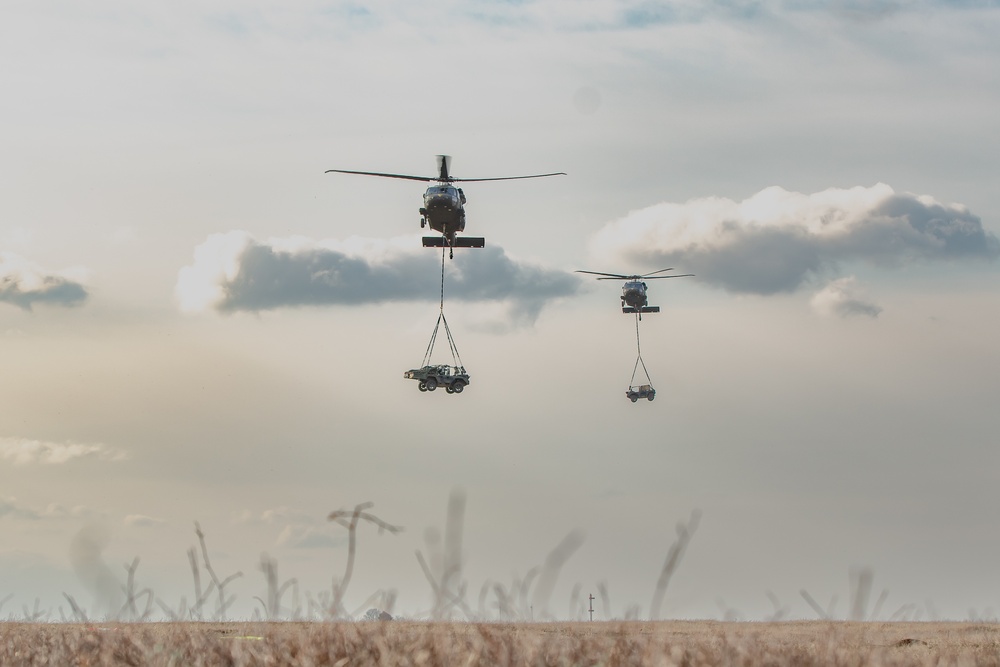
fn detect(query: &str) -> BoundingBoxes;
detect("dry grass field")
[2,620,1000,666]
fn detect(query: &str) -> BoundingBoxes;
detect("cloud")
[590,184,999,296]
[0,437,127,465]
[124,514,166,528]
[0,497,42,521]
[232,506,317,526]
[276,525,346,549]
[811,277,883,318]
[0,497,96,521]
[232,507,343,548]
[176,232,580,326]
[0,252,89,310]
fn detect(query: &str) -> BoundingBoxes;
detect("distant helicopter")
[326,155,565,258]
[576,268,694,319]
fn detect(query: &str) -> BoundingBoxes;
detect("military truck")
[626,384,655,402]
[404,365,469,394]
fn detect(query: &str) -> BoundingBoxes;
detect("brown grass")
[2,620,1000,666]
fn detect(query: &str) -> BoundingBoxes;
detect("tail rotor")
[436,155,452,181]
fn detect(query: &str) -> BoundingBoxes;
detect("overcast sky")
[2,0,999,622]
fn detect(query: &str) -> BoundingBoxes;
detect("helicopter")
[576,268,694,319]
[326,155,565,258]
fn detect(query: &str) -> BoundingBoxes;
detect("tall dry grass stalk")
[327,501,402,619]
[649,509,700,621]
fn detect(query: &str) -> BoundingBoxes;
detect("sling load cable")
[421,246,465,370]
[629,312,652,387]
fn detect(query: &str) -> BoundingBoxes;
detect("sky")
[1,0,999,622]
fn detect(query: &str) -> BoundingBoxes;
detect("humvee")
[626,384,655,402]
[404,365,469,394]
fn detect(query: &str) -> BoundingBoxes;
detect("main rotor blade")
[641,268,675,277]
[576,270,630,279]
[450,172,566,183]
[325,169,434,182]
[645,274,695,279]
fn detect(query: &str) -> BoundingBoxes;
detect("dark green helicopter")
[326,155,565,258]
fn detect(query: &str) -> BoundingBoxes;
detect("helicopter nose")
[426,195,455,210]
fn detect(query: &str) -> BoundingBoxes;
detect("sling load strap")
[440,311,464,368]
[439,245,446,313]
[421,247,464,369]
[421,312,464,371]
[422,312,442,367]
[630,313,652,386]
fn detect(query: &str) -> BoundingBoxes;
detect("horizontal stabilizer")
[640,306,660,313]
[422,236,485,248]
[622,307,637,314]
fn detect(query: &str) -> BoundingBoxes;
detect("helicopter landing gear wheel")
[451,380,465,394]
[420,217,426,228]
[418,381,428,392]
[425,377,438,391]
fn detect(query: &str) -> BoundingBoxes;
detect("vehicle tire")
[425,377,438,391]
[446,386,454,394]
[451,380,465,393]
[418,381,427,392]
[630,396,638,403]
[647,393,655,401]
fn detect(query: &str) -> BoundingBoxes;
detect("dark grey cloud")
[177,232,580,325]
[0,253,88,310]
[592,184,999,296]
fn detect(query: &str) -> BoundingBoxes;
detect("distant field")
[2,620,999,665]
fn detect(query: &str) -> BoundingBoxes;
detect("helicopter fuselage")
[420,184,467,242]
[622,280,650,310]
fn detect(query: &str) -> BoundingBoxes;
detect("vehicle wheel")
[451,380,465,393]
[647,393,655,401]
[418,381,427,392]
[630,396,638,403]
[425,377,438,391]
[446,386,454,394]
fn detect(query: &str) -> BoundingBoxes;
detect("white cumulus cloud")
[590,184,999,296]
[0,252,89,310]
[811,277,883,318]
